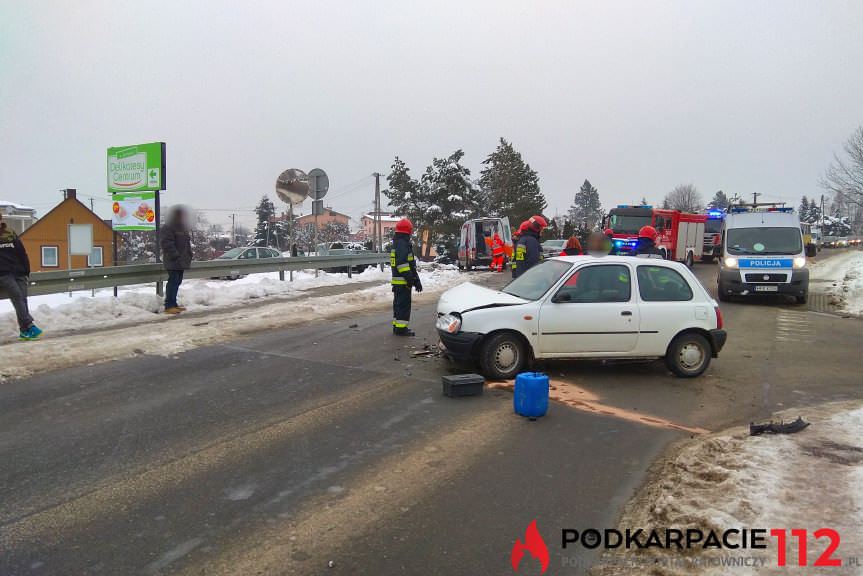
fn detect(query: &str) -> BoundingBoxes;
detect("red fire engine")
[606,205,707,266]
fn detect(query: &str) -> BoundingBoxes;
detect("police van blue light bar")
[616,205,652,209]
[707,210,723,218]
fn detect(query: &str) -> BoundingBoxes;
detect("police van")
[717,205,817,304]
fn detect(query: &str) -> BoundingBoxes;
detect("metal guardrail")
[1,253,390,298]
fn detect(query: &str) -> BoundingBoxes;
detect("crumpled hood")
[437,282,527,314]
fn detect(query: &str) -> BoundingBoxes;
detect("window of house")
[41,246,59,267]
[88,246,104,267]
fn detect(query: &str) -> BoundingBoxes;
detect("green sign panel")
[107,142,165,193]
[111,192,157,230]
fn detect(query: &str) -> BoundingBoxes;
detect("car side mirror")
[805,244,817,258]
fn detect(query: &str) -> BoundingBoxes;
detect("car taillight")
[715,306,723,329]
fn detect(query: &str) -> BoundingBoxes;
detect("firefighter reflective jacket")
[512,233,542,278]
[391,233,418,287]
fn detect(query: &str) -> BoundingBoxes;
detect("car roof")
[552,255,679,266]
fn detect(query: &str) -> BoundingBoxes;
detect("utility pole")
[752,192,761,207]
[373,172,382,252]
[230,213,236,246]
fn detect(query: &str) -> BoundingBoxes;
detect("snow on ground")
[593,401,863,575]
[0,264,467,381]
[0,265,450,341]
[810,250,863,315]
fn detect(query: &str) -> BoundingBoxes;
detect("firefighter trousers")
[392,285,412,333]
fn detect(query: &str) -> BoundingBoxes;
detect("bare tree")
[662,184,703,213]
[821,126,863,210]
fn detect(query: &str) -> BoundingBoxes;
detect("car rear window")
[637,266,693,301]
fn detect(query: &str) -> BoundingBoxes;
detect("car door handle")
[621,310,633,316]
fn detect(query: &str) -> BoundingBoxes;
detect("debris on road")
[749,416,810,435]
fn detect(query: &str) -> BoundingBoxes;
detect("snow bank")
[0,267,393,341]
[0,265,469,381]
[810,251,863,315]
[593,402,863,575]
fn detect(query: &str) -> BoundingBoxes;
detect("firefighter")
[491,233,505,271]
[391,218,422,336]
[512,215,547,278]
[510,222,527,278]
[634,225,664,258]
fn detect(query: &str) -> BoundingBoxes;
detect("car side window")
[554,265,631,303]
[637,266,693,301]
[258,248,272,258]
[242,249,257,259]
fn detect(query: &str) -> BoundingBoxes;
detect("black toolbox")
[442,373,485,397]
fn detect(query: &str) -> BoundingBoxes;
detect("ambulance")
[717,205,817,304]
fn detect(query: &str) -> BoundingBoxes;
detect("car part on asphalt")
[749,416,810,435]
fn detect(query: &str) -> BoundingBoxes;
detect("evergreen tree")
[799,195,810,222]
[254,195,277,247]
[385,150,483,258]
[568,179,603,230]
[561,219,575,239]
[639,197,649,206]
[808,198,822,224]
[479,138,547,226]
[708,190,730,209]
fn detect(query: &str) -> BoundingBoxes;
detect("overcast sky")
[2,0,861,228]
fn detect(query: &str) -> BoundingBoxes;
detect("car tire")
[702,255,714,263]
[665,332,712,378]
[795,293,807,305]
[685,251,694,268]
[479,332,526,380]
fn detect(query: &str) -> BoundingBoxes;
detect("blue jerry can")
[514,372,549,418]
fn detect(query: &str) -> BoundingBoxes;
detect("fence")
[0,253,390,298]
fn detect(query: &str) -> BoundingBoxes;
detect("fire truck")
[605,205,706,267]
[702,209,725,262]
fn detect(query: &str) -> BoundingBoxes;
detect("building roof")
[20,195,114,238]
[0,200,37,213]
[363,213,403,223]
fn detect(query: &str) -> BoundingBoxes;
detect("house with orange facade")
[19,189,116,272]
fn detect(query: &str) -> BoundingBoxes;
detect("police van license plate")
[755,285,778,292]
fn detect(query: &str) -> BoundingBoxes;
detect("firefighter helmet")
[395,218,413,235]
[526,215,548,233]
[638,225,657,241]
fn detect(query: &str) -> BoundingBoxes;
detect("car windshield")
[705,219,723,233]
[608,213,652,234]
[726,227,803,255]
[502,259,572,300]
[217,247,246,259]
[542,240,566,249]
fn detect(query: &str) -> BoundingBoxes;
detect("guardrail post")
[348,265,352,278]
[279,270,285,281]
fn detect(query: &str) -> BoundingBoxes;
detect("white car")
[436,256,727,379]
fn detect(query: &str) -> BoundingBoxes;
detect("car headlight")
[724,257,738,269]
[436,313,462,334]
[793,256,806,269]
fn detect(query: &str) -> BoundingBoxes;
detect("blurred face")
[587,233,609,255]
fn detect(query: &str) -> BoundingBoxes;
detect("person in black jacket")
[633,225,664,258]
[160,206,193,314]
[512,215,547,278]
[0,215,42,339]
[390,218,422,336]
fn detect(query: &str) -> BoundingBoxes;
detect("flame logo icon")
[511,519,549,574]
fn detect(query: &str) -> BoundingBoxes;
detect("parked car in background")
[216,246,282,260]
[211,246,283,279]
[322,248,372,274]
[436,256,726,379]
[541,239,567,258]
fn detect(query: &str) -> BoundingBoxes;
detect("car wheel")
[701,255,714,263]
[685,251,694,268]
[479,332,526,380]
[795,293,808,305]
[666,332,711,377]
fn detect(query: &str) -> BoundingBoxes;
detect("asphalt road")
[1,255,861,575]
